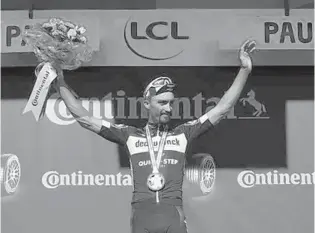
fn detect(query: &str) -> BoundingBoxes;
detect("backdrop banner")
[1,9,313,66]
[1,66,313,233]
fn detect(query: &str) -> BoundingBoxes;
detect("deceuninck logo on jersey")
[127,134,187,156]
[135,138,180,147]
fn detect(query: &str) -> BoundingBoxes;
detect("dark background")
[2,66,313,169]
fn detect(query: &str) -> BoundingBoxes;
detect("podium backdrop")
[1,66,314,233]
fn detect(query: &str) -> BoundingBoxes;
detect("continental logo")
[31,70,50,107]
[44,89,269,125]
[127,134,187,156]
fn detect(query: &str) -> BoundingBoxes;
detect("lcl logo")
[124,20,189,60]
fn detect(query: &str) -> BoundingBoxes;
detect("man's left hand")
[239,40,256,72]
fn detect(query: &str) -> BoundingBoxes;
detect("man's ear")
[143,98,150,110]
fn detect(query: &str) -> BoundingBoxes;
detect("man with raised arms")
[53,40,256,233]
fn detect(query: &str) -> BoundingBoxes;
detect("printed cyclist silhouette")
[240,89,267,117]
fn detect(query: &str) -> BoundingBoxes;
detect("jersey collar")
[146,122,168,136]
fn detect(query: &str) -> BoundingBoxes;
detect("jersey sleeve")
[175,114,214,143]
[97,120,133,145]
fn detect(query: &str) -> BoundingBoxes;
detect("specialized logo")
[123,19,189,60]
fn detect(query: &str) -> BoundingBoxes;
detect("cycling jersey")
[98,114,213,206]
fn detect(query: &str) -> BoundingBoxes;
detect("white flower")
[34,47,41,54]
[49,18,61,26]
[64,22,75,29]
[51,29,64,37]
[48,46,57,52]
[79,36,87,43]
[42,22,54,29]
[58,24,68,32]
[49,18,57,24]
[51,31,59,37]
[77,27,86,34]
[67,29,77,39]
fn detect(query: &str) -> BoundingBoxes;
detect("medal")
[147,172,165,191]
[145,124,168,192]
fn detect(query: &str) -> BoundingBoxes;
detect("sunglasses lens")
[153,78,171,86]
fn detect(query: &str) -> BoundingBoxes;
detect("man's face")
[146,92,175,124]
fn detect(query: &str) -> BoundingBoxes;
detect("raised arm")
[207,40,256,126]
[54,70,102,133]
[53,69,132,145]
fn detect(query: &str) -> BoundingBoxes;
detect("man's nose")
[165,103,172,112]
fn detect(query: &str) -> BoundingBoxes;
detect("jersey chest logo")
[126,133,187,156]
[138,158,179,167]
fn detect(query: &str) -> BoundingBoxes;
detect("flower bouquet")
[22,18,93,120]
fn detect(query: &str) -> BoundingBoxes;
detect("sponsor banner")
[1,10,313,66]
[1,16,101,53]
[1,66,293,168]
[41,171,133,189]
[219,16,314,50]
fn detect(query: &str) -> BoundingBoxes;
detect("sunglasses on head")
[151,77,174,86]
[144,77,176,98]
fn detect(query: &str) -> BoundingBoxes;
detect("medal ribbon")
[145,124,168,174]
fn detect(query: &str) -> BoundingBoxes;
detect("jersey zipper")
[156,128,160,204]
